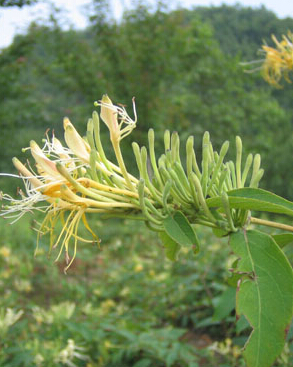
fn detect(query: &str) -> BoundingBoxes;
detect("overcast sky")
[1,0,293,49]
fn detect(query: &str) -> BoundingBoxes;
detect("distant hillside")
[193,4,293,60]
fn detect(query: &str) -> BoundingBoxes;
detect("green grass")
[0,215,292,367]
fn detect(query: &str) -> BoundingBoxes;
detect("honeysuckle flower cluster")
[0,308,23,337]
[261,32,293,86]
[32,302,75,324]
[54,339,89,367]
[245,31,293,87]
[0,95,264,271]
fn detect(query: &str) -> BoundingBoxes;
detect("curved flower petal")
[12,157,43,189]
[30,141,61,179]
[100,94,119,137]
[64,118,90,162]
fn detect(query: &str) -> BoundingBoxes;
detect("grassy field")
[0,214,292,367]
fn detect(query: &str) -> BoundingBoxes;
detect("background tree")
[0,0,37,7]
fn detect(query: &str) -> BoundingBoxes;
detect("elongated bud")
[89,149,99,182]
[64,117,90,162]
[140,146,152,181]
[86,118,96,150]
[228,161,237,189]
[221,192,236,231]
[171,131,180,164]
[137,178,146,211]
[92,110,101,146]
[164,130,170,152]
[158,154,166,170]
[137,179,162,226]
[191,173,215,222]
[148,128,163,189]
[201,131,210,197]
[206,140,229,195]
[12,157,42,188]
[174,161,190,191]
[252,154,261,175]
[132,142,143,176]
[220,141,230,160]
[159,165,170,183]
[92,111,113,172]
[241,153,253,187]
[236,136,242,188]
[224,163,233,190]
[186,136,194,178]
[148,128,155,149]
[218,168,228,193]
[162,180,172,213]
[250,168,264,188]
[250,154,261,187]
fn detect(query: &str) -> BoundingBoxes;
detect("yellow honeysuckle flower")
[261,32,293,86]
[0,246,11,258]
[134,263,143,272]
[1,98,141,271]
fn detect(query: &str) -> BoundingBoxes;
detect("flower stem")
[250,217,293,233]
[112,140,135,191]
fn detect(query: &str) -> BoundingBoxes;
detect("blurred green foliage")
[194,4,293,59]
[1,214,293,366]
[1,215,293,366]
[0,0,37,7]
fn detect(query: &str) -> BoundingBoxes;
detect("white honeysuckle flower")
[0,308,24,336]
[55,339,89,367]
[95,94,137,141]
[51,302,75,320]
[64,117,91,163]
[30,140,63,179]
[34,353,45,367]
[0,190,49,223]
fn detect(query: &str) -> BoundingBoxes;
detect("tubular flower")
[1,99,140,271]
[95,94,137,142]
[261,32,293,86]
[1,96,264,271]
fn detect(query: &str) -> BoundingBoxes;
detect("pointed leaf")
[212,227,229,238]
[207,188,293,217]
[159,231,180,261]
[163,211,200,253]
[272,233,293,248]
[212,286,236,322]
[230,230,293,367]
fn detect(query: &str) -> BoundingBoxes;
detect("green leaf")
[230,230,293,367]
[159,231,180,261]
[212,286,236,322]
[163,211,200,253]
[207,188,293,217]
[272,233,293,248]
[133,359,153,367]
[212,227,229,238]
[236,314,250,334]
